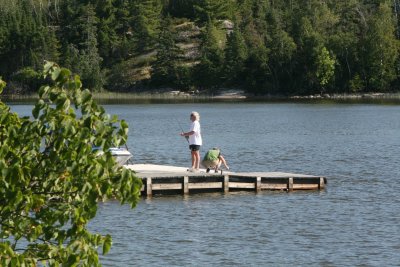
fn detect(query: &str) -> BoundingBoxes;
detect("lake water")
[9,102,400,266]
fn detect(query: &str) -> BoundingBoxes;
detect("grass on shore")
[3,91,400,104]
[1,91,215,104]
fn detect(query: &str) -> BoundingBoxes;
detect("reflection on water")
[9,102,400,266]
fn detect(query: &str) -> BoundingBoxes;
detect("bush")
[9,67,43,94]
[0,62,141,266]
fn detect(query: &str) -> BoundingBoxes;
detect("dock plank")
[189,182,222,189]
[152,183,182,190]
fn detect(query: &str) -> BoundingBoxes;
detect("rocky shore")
[290,92,400,100]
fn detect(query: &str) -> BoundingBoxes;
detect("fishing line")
[174,117,189,143]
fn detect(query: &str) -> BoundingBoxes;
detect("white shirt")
[189,120,202,145]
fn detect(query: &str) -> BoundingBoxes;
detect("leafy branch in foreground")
[0,62,142,266]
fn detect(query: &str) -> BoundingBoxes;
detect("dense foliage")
[0,62,142,266]
[1,0,400,95]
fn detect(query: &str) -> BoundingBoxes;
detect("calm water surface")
[10,103,400,266]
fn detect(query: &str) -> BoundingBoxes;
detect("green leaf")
[51,67,61,81]
[102,235,112,255]
[121,120,128,130]
[10,257,18,267]
[82,89,92,104]
[58,68,71,83]
[63,99,71,111]
[0,78,6,94]
[66,255,79,266]
[32,100,45,119]
[74,75,82,89]
[43,61,53,74]
[39,86,50,98]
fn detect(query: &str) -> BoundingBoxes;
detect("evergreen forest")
[1,0,400,96]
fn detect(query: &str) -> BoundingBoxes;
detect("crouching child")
[202,147,229,173]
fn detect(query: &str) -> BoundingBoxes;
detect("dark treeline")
[1,0,400,95]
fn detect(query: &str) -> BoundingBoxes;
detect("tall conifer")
[152,15,182,85]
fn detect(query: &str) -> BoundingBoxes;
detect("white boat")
[109,147,133,165]
[93,146,133,165]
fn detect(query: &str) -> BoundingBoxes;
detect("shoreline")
[2,90,400,103]
[289,92,400,100]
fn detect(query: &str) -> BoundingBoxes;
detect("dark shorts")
[189,145,201,151]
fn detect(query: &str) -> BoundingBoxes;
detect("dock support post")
[183,176,189,195]
[223,175,229,193]
[146,177,152,197]
[287,177,293,192]
[256,177,261,193]
[319,177,325,189]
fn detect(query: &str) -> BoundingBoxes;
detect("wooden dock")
[125,164,327,197]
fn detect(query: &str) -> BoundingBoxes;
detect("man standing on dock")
[180,111,202,172]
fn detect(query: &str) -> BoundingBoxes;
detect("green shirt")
[203,149,220,161]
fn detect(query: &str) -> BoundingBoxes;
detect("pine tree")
[152,16,182,86]
[362,2,399,91]
[0,0,59,81]
[78,4,104,91]
[95,0,119,67]
[194,17,224,89]
[243,46,270,95]
[58,2,103,91]
[194,0,233,24]
[223,22,248,86]
[168,0,196,18]
[130,0,163,52]
[113,0,136,61]
[238,0,267,50]
[265,6,296,93]
[328,0,364,92]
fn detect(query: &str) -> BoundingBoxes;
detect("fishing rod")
[175,117,189,143]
